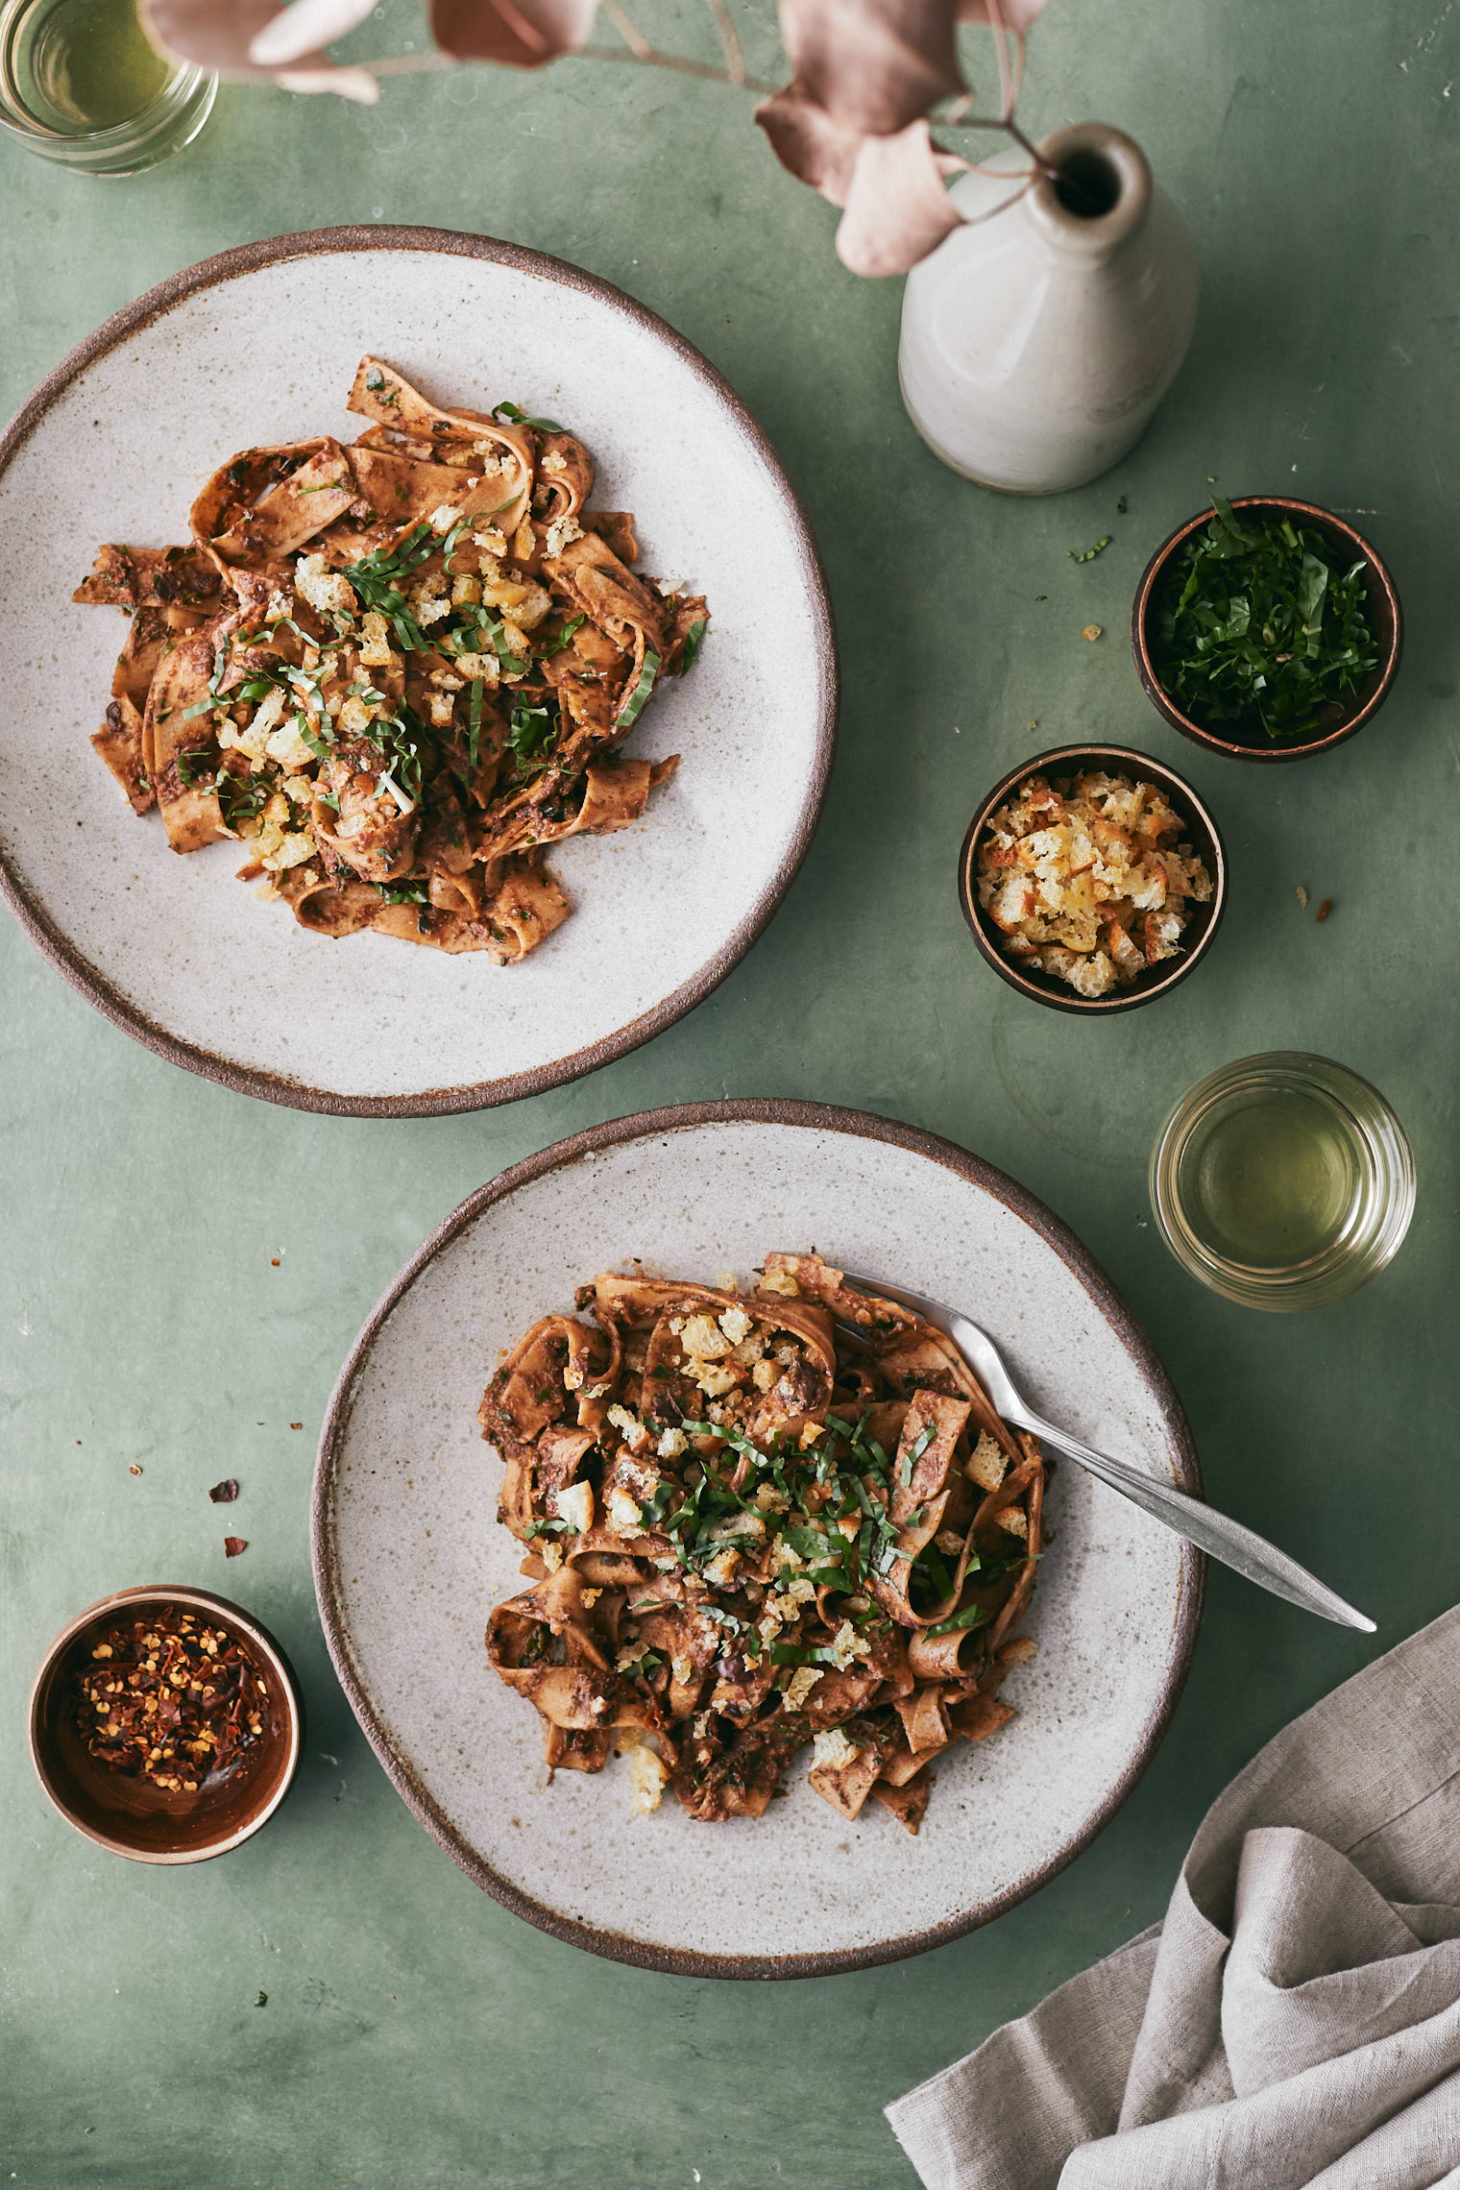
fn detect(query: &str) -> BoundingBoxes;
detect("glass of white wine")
[1150,1053,1415,1311]
[0,0,215,174]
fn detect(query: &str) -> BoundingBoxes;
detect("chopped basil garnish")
[467,677,485,772]
[924,1603,992,1638]
[538,613,586,657]
[615,647,661,729]
[1151,496,1379,740]
[508,699,556,764]
[491,400,565,432]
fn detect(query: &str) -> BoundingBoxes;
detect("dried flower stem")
[577,40,778,95]
[351,6,1059,201]
[1000,115,1059,177]
[991,16,1013,118]
[366,51,451,76]
[601,0,654,61]
[704,0,746,85]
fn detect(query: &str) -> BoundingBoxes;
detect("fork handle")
[1011,1406,1376,1632]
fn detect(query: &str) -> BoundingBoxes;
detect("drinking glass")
[0,0,215,175]
[1149,1052,1415,1311]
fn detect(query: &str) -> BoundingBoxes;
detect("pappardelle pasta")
[75,358,708,962]
[479,1253,1044,1832]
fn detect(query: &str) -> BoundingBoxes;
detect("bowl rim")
[0,223,839,1117]
[27,1583,303,1864]
[1130,495,1403,763]
[958,743,1228,1015]
[311,1095,1205,1980]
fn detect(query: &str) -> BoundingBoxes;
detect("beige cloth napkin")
[886,1605,1460,2190]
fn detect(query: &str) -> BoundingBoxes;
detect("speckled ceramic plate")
[0,229,835,1115]
[313,1101,1202,1977]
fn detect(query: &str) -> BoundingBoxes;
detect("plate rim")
[0,224,839,1116]
[310,1097,1205,1979]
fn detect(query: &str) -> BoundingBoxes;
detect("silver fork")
[837,1269,1376,1633]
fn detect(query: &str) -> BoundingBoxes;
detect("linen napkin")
[886,1604,1460,2189]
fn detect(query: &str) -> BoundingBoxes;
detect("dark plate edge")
[0,225,839,1117]
[310,1097,1205,1980]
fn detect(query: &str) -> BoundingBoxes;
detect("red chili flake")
[289,1423,302,1432]
[224,1536,248,1558]
[1316,898,1332,923]
[72,1603,268,1793]
[209,1478,240,1503]
[129,1464,143,1476]
[270,1258,280,1268]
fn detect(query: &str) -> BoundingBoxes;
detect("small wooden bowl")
[959,744,1227,1015]
[1131,496,1402,763]
[28,1585,302,1864]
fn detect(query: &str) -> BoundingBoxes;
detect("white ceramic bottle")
[899,123,1198,495]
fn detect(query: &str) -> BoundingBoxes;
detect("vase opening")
[1054,148,1123,220]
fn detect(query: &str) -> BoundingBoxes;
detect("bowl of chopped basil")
[1132,496,1401,761]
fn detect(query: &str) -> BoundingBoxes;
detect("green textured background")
[3,2,1456,2182]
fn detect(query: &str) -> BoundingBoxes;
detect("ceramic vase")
[898,123,1198,495]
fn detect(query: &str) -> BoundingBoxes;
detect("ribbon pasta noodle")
[74,358,708,962]
[480,1253,1045,1831]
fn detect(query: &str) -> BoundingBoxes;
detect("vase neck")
[1024,124,1153,263]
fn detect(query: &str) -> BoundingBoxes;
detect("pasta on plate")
[479,1252,1045,1832]
[75,357,709,962]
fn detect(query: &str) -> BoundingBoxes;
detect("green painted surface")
[2,3,1456,2182]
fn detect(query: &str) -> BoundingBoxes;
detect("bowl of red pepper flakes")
[27,1586,301,1863]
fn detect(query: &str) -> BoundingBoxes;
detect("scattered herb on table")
[72,1604,268,1793]
[1069,534,1112,563]
[1150,497,1379,740]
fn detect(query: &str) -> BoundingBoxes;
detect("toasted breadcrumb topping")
[976,771,1212,999]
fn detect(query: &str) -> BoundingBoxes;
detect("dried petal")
[140,0,380,98]
[428,0,597,66]
[836,119,967,277]
[755,82,863,207]
[209,1478,240,1504]
[779,0,963,137]
[248,0,375,63]
[224,1536,248,1557]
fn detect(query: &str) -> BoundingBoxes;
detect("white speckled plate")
[313,1102,1202,1976]
[0,229,835,1115]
